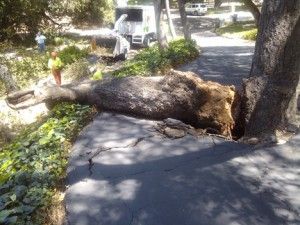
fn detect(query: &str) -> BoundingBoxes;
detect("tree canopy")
[0,0,114,41]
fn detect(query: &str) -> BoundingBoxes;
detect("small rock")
[242,137,259,145]
[164,127,186,139]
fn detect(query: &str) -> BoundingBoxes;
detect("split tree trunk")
[6,70,239,137]
[177,0,191,40]
[243,0,300,139]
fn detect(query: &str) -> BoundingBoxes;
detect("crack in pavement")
[87,135,154,176]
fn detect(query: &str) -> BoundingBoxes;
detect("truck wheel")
[193,11,198,16]
[143,36,150,47]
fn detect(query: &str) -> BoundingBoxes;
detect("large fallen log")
[6,70,240,137]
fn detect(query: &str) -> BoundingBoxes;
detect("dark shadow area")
[65,114,300,225]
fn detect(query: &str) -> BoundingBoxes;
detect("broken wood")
[6,70,240,137]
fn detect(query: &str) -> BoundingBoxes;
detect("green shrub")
[54,37,64,46]
[59,45,89,65]
[0,103,94,224]
[6,55,49,89]
[113,39,199,77]
[167,39,199,67]
[64,59,90,81]
[242,29,257,41]
[113,61,150,77]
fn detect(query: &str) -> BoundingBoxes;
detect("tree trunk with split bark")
[243,0,300,139]
[6,70,239,137]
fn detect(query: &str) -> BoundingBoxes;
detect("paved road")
[172,15,255,87]
[66,113,300,225]
[180,31,255,87]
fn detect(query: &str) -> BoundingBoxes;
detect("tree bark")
[154,0,168,49]
[177,0,191,40]
[0,64,20,93]
[165,0,176,39]
[6,70,239,137]
[214,0,223,8]
[243,0,300,139]
[242,0,260,26]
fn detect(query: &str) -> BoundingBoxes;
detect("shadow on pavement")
[66,114,300,225]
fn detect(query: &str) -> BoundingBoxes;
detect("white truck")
[115,5,156,47]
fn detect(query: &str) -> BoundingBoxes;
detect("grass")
[215,21,257,41]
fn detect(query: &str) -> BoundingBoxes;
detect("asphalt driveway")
[66,113,300,225]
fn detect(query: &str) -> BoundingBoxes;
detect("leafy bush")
[113,39,199,77]
[59,46,89,65]
[69,0,114,25]
[64,59,90,81]
[242,29,257,41]
[166,39,200,67]
[0,103,94,224]
[113,61,150,77]
[6,55,49,89]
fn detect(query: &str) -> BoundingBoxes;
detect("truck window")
[116,8,143,22]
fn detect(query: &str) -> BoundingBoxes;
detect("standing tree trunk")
[214,0,223,8]
[165,0,176,39]
[154,0,168,49]
[0,64,20,93]
[243,0,300,140]
[242,0,261,27]
[177,0,191,40]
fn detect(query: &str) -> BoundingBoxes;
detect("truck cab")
[115,5,156,47]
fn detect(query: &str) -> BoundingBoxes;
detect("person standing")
[48,51,63,86]
[35,32,46,52]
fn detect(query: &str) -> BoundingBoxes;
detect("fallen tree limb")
[6,70,240,136]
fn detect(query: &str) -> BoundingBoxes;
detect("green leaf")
[5,216,18,224]
[0,210,12,223]
[38,136,50,145]
[10,194,16,202]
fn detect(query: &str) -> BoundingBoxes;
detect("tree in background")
[213,0,261,27]
[242,0,260,26]
[153,0,169,49]
[178,0,191,40]
[0,0,48,41]
[214,0,222,8]
[0,0,114,41]
[68,0,114,25]
[165,0,177,39]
